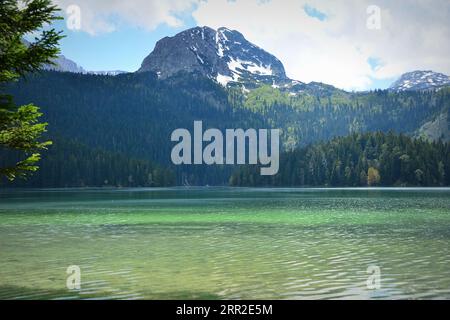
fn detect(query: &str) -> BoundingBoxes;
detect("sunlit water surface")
[0,188,449,300]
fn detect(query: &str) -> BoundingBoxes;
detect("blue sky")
[47,0,450,91]
[303,4,327,21]
[53,16,196,72]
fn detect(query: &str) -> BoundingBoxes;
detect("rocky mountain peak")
[137,26,287,86]
[389,70,450,91]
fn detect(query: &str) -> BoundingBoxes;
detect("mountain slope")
[415,107,450,142]
[22,39,85,73]
[389,70,450,91]
[43,55,86,73]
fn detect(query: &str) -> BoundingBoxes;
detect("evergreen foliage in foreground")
[0,0,62,180]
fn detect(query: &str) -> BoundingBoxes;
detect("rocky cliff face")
[416,108,450,142]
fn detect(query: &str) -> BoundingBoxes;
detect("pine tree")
[0,0,63,180]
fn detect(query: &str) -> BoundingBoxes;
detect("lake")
[0,187,449,300]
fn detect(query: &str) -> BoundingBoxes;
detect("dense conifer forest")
[2,71,449,187]
[230,132,450,187]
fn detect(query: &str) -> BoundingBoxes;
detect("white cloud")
[192,0,450,90]
[53,0,197,35]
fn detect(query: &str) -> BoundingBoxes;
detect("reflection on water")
[0,188,449,300]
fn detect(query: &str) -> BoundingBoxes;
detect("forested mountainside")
[2,71,265,186]
[230,132,450,187]
[2,70,449,187]
[230,84,450,148]
[8,71,450,152]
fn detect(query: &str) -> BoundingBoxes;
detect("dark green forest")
[230,132,450,187]
[1,137,175,187]
[2,71,449,187]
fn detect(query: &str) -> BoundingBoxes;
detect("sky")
[47,0,450,91]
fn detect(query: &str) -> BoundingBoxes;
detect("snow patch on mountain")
[216,74,235,86]
[389,70,450,91]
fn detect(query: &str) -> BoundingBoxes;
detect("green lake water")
[0,187,449,300]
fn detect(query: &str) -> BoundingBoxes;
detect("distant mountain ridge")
[389,70,450,92]
[42,55,127,76]
[87,70,128,76]
[43,55,86,73]
[21,39,85,74]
